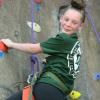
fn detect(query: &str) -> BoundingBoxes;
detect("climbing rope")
[85,6,100,45]
[27,0,40,84]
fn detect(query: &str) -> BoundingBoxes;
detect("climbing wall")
[0,0,31,99]
[0,0,100,100]
[77,0,100,100]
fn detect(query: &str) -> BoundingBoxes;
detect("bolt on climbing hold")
[93,73,100,80]
[0,41,8,52]
[0,50,5,58]
[0,0,4,7]
[34,0,42,4]
[27,21,41,33]
[0,41,8,58]
[69,90,81,100]
[14,30,20,37]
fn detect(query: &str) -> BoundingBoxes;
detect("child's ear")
[78,22,84,32]
[81,22,84,27]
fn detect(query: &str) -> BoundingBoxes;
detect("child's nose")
[66,21,72,27]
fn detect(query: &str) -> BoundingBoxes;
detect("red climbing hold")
[34,0,41,4]
[0,0,4,6]
[0,41,8,52]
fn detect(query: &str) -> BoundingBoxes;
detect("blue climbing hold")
[36,4,41,12]
[93,73,100,80]
[0,50,5,58]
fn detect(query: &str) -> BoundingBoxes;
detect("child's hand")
[1,39,14,48]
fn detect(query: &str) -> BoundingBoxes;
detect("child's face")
[60,9,83,35]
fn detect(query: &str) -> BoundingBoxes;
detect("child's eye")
[72,21,78,25]
[65,18,69,22]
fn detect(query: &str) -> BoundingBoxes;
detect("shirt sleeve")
[40,34,67,55]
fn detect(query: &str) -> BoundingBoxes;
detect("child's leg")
[6,83,67,100]
[33,83,66,100]
[6,91,22,100]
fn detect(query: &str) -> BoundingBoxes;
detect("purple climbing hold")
[93,73,100,80]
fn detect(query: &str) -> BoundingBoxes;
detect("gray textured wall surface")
[0,0,31,99]
[0,0,100,100]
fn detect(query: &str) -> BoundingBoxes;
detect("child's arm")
[1,39,42,54]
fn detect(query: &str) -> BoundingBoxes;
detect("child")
[1,1,86,100]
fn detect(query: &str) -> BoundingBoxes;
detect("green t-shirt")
[37,32,81,94]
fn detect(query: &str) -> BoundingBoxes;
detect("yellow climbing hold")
[27,21,41,33]
[69,90,81,100]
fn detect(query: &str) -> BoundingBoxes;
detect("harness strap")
[44,72,70,94]
[23,71,70,99]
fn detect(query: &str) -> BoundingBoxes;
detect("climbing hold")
[27,21,41,33]
[34,0,41,4]
[0,50,5,58]
[0,41,8,52]
[93,73,100,80]
[0,0,4,7]
[69,90,81,100]
[0,41,8,58]
[36,4,41,12]
[14,30,20,37]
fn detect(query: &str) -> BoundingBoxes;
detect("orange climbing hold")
[0,41,8,52]
[22,85,35,100]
